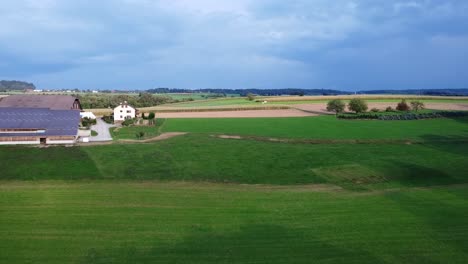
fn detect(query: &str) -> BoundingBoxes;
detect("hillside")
[0,80,36,91]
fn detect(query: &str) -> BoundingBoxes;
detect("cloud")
[0,0,467,89]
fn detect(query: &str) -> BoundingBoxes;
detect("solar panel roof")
[0,108,80,137]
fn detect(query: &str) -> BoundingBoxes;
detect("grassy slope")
[110,119,165,140]
[163,116,468,140]
[1,134,468,189]
[1,181,467,263]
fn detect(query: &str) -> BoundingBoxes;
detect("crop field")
[1,115,468,263]
[165,95,468,108]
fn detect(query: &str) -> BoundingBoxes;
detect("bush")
[385,106,394,112]
[326,99,346,115]
[337,113,379,120]
[136,131,145,139]
[246,93,255,101]
[122,118,136,127]
[81,117,97,128]
[348,98,368,113]
[102,115,114,124]
[410,101,425,112]
[338,111,468,121]
[370,108,380,113]
[396,99,410,111]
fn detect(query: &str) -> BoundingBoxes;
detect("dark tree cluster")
[76,93,173,108]
[0,80,36,91]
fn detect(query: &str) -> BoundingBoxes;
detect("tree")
[410,101,425,112]
[141,113,146,119]
[326,99,346,115]
[246,93,255,101]
[396,99,410,111]
[148,112,155,125]
[348,98,368,113]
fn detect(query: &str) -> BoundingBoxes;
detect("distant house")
[0,95,82,145]
[0,95,82,110]
[113,101,136,121]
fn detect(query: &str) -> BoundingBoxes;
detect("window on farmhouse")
[127,110,131,113]
[120,110,122,113]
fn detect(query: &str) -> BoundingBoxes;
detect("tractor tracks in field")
[212,134,468,145]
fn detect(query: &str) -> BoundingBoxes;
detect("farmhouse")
[0,95,82,145]
[114,101,136,121]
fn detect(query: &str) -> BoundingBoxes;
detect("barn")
[0,94,82,110]
[0,95,82,145]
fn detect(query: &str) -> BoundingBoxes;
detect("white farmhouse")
[114,101,136,121]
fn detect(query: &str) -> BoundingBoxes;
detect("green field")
[2,134,468,187]
[2,116,468,263]
[163,115,468,140]
[1,181,467,263]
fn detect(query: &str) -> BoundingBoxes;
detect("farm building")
[0,94,82,110]
[0,95,82,145]
[0,108,80,145]
[114,101,136,121]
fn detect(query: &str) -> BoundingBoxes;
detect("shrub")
[385,106,394,112]
[410,101,425,112]
[370,108,380,113]
[102,115,114,124]
[396,99,410,111]
[122,118,135,127]
[148,112,155,120]
[141,113,146,119]
[81,117,97,128]
[246,93,255,101]
[348,98,368,113]
[326,99,346,115]
[136,131,145,139]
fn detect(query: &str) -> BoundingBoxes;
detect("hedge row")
[337,111,468,121]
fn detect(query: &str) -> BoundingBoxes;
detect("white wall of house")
[114,103,136,121]
[46,139,76,144]
[0,139,40,145]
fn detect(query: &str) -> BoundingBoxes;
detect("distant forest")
[148,88,468,96]
[147,88,349,96]
[360,89,468,96]
[0,80,35,91]
[1,80,467,96]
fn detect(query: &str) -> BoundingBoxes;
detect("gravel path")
[89,118,115,142]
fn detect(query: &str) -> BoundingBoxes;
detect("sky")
[0,0,467,90]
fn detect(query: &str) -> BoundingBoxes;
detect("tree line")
[76,93,174,108]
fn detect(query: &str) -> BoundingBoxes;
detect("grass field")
[163,115,468,140]
[110,119,165,140]
[2,115,468,263]
[1,181,467,263]
[2,134,468,188]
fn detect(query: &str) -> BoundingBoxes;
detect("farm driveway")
[89,118,115,141]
